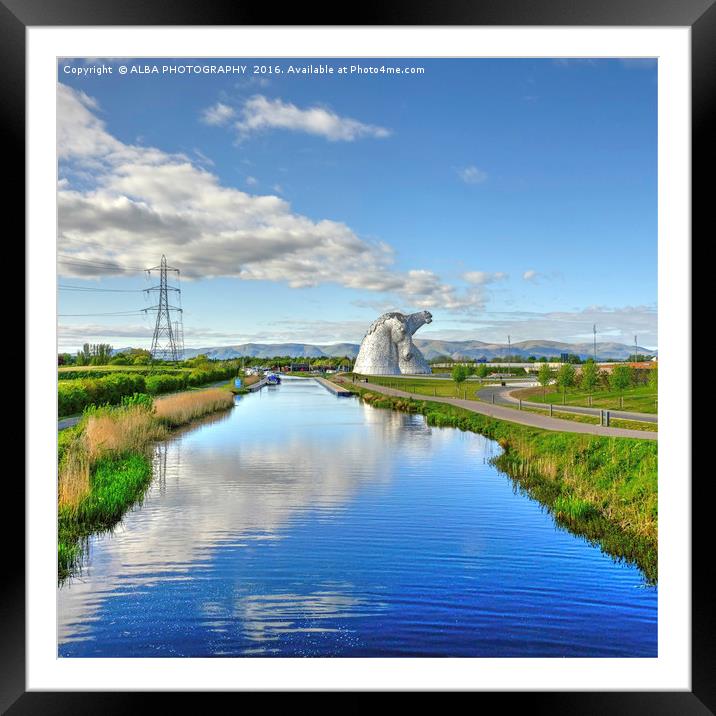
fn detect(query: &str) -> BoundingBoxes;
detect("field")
[58,364,193,374]
[512,384,658,413]
[356,375,493,401]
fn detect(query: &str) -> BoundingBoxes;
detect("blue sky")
[57,58,657,351]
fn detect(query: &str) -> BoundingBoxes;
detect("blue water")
[58,377,657,657]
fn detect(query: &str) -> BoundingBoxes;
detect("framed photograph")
[10,0,705,709]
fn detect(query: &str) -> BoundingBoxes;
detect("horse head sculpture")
[353,311,433,376]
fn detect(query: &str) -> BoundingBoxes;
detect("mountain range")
[174,339,656,361]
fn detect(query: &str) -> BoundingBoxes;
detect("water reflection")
[58,378,657,657]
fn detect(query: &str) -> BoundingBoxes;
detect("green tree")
[451,364,469,395]
[556,363,576,404]
[648,364,658,391]
[537,362,553,400]
[580,359,599,393]
[609,365,634,408]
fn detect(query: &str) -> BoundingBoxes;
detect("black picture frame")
[8,0,704,710]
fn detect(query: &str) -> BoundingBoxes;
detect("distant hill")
[175,339,655,361]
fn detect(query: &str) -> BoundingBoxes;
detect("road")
[476,385,657,424]
[338,379,657,440]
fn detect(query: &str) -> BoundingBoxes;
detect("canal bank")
[58,388,236,579]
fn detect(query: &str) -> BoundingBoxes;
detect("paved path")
[477,385,658,424]
[58,415,81,431]
[337,379,657,440]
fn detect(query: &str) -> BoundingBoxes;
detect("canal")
[58,377,657,657]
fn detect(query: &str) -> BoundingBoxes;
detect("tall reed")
[153,388,234,427]
[58,405,166,511]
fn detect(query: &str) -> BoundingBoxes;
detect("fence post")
[599,409,604,426]
[605,410,610,427]
[519,399,522,411]
[549,403,553,417]
[491,392,495,405]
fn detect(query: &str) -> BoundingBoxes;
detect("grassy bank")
[58,388,234,579]
[512,384,657,413]
[506,403,658,433]
[358,375,494,401]
[338,381,658,582]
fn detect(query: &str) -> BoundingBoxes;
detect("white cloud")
[200,102,235,126]
[245,176,258,186]
[457,165,488,184]
[522,269,563,284]
[57,84,489,315]
[463,271,507,285]
[57,84,123,160]
[229,94,391,142]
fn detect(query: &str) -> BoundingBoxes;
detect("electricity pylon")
[145,255,183,361]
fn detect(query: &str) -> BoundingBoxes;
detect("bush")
[58,364,238,414]
[58,373,146,415]
[120,392,154,410]
[144,373,188,394]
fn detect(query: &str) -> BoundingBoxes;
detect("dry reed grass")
[58,439,90,509]
[83,406,167,461]
[153,388,234,427]
[58,406,167,510]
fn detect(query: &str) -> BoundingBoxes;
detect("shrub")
[144,373,188,394]
[58,373,146,415]
[120,392,154,410]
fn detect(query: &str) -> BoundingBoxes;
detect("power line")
[59,285,146,293]
[58,311,148,317]
[57,254,148,273]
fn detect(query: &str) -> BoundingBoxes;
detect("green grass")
[513,384,658,413]
[58,452,153,579]
[341,382,658,583]
[58,364,194,374]
[516,405,658,433]
[355,374,493,401]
